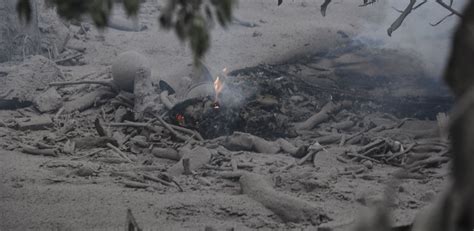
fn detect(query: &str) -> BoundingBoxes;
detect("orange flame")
[213,68,227,104]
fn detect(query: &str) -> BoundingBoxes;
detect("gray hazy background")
[355,0,468,80]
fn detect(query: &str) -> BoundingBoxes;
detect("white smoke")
[353,0,468,80]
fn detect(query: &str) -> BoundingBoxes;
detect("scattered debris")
[15,116,53,131]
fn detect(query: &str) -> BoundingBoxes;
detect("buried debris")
[167,146,212,176]
[224,132,281,154]
[0,56,63,110]
[14,116,53,131]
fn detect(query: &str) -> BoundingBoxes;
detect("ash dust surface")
[0,0,454,230]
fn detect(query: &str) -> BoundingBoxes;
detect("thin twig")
[54,53,83,64]
[346,152,380,163]
[106,143,132,163]
[430,12,455,26]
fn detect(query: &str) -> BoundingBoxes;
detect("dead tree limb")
[106,143,132,163]
[152,147,181,161]
[435,0,463,18]
[239,173,329,224]
[411,2,474,230]
[21,145,58,157]
[294,101,352,131]
[321,0,332,17]
[387,0,417,36]
[126,209,143,231]
[155,115,190,142]
[49,80,118,92]
[430,12,455,26]
[168,124,204,141]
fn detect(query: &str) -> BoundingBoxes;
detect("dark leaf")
[16,0,32,23]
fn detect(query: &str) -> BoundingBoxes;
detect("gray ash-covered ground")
[0,1,456,230]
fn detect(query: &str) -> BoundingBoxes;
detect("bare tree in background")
[0,0,39,62]
[11,0,465,62]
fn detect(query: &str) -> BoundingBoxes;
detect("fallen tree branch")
[294,101,352,131]
[107,143,133,163]
[239,173,330,224]
[54,52,83,64]
[151,147,181,161]
[49,80,118,92]
[155,115,190,142]
[142,173,174,187]
[21,144,58,157]
[168,124,204,141]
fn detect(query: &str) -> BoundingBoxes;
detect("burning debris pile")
[0,44,453,228]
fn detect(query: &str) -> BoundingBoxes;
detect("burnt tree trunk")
[0,0,40,62]
[413,2,474,231]
[443,2,474,229]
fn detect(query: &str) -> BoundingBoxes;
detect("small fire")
[213,67,227,108]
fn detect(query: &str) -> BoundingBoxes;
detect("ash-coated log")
[294,101,352,131]
[151,147,181,161]
[239,173,329,224]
